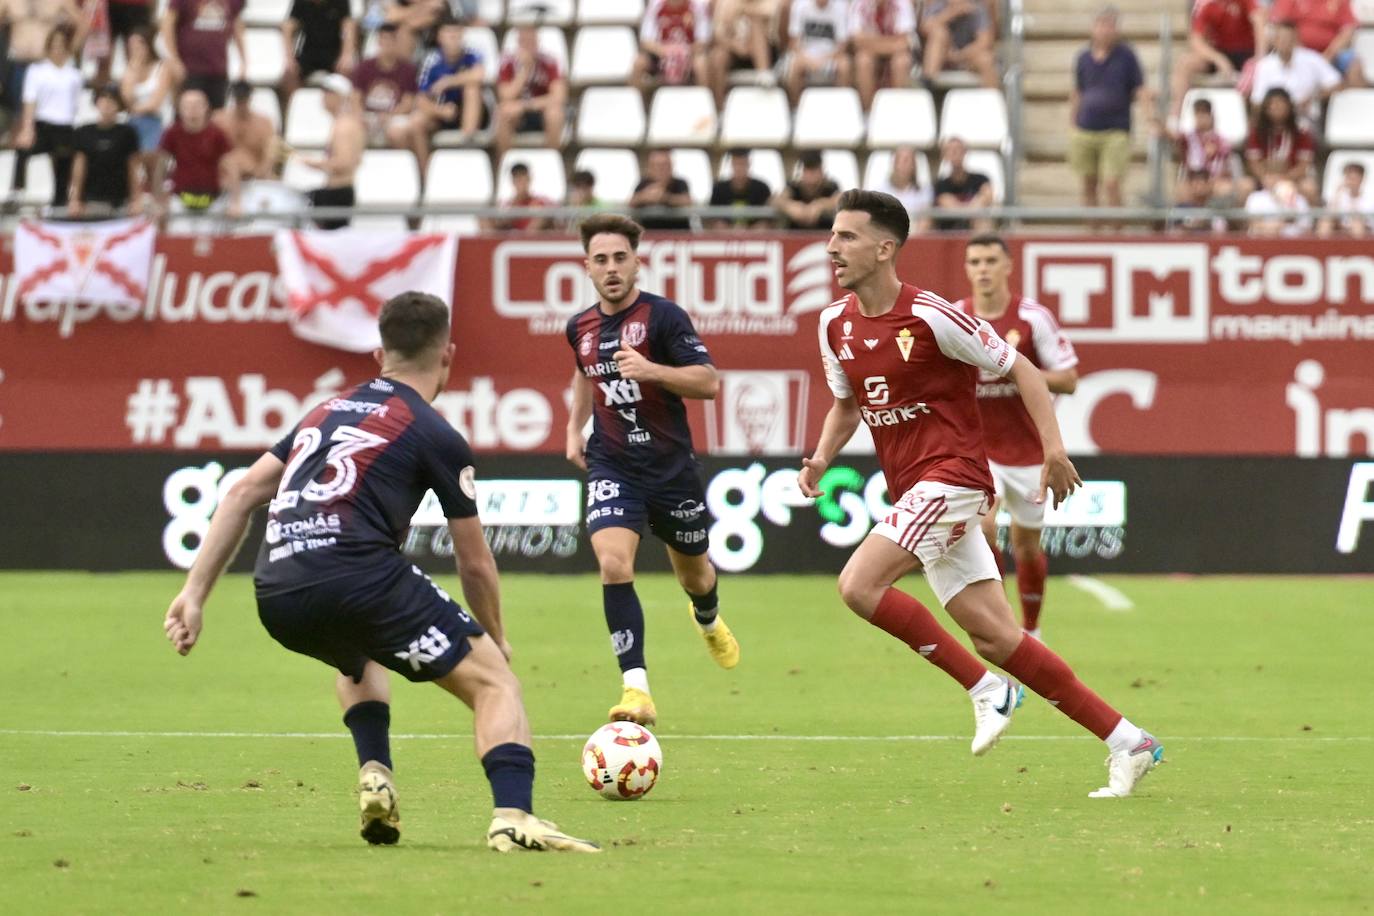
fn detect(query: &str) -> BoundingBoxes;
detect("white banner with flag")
[14,219,156,307]
[274,229,458,353]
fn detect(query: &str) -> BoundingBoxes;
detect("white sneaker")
[970,677,1023,756]
[358,760,400,845]
[486,808,601,853]
[1089,732,1164,798]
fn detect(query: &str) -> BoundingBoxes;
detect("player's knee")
[836,567,877,616]
[597,553,635,583]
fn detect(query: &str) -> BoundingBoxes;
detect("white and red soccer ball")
[582,722,663,801]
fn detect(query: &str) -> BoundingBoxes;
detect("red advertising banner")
[1,234,1371,456]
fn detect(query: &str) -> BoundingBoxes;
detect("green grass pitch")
[3,572,1372,914]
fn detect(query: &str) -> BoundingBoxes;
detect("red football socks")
[870,588,988,690]
[1001,635,1122,739]
[1016,552,1048,631]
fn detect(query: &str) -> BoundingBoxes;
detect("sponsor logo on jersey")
[837,342,855,360]
[622,321,647,347]
[864,338,879,349]
[896,328,914,362]
[860,402,931,426]
[579,332,595,356]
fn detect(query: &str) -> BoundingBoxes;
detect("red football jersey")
[641,0,710,45]
[953,296,1079,467]
[1191,0,1258,55]
[819,283,1018,499]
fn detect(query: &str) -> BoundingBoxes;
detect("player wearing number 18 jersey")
[163,292,597,852]
[955,234,1080,641]
[798,192,1162,797]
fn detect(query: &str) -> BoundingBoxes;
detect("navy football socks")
[603,582,647,672]
[687,581,720,626]
[343,700,392,770]
[481,743,535,813]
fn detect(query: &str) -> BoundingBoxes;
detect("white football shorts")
[871,480,1000,606]
[988,460,1047,529]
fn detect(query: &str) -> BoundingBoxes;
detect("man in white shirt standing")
[1248,19,1341,124]
[13,24,83,207]
[784,0,851,105]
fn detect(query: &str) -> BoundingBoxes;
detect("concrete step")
[1017,160,1155,206]
[1021,100,1156,158]
[1022,11,1187,41]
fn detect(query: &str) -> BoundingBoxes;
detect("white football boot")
[971,677,1024,756]
[486,809,601,853]
[1089,732,1164,798]
[358,760,400,845]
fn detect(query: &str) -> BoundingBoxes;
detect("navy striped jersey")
[253,377,478,595]
[566,290,713,483]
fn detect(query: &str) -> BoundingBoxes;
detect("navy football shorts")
[256,558,485,683]
[584,466,711,556]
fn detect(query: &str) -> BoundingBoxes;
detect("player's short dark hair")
[1345,162,1366,177]
[571,169,595,189]
[510,162,530,177]
[1192,97,1212,115]
[836,189,910,246]
[798,150,823,170]
[966,232,1009,253]
[579,213,644,252]
[378,292,450,359]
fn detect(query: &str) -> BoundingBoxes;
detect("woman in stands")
[121,26,171,197]
[1244,87,1319,203]
[871,145,933,234]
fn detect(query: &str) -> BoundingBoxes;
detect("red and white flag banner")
[274,229,458,353]
[14,218,156,308]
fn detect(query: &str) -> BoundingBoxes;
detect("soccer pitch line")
[1067,575,1135,611]
[1,729,1367,742]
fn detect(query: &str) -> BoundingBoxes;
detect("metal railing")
[1003,0,1027,206]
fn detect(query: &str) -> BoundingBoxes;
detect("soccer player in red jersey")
[798,191,1161,796]
[954,234,1079,641]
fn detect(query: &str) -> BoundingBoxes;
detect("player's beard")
[599,275,633,306]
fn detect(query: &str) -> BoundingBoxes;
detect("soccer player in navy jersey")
[564,213,741,726]
[163,292,598,853]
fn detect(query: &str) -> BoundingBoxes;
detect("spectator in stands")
[488,161,552,231]
[1068,6,1154,210]
[293,73,363,229]
[566,168,601,211]
[103,0,154,85]
[1246,175,1312,236]
[1319,161,1374,237]
[918,0,999,88]
[1170,168,1224,234]
[1244,87,1317,201]
[121,27,171,189]
[634,0,711,93]
[0,0,85,127]
[711,0,779,105]
[12,25,83,207]
[933,136,993,230]
[1249,20,1341,125]
[870,145,933,232]
[68,84,141,215]
[775,149,841,230]
[783,0,851,106]
[1268,0,1365,87]
[353,23,420,155]
[1174,96,1242,202]
[386,0,448,58]
[213,80,278,182]
[849,0,915,109]
[708,147,774,227]
[154,86,241,216]
[282,0,357,105]
[160,0,247,111]
[412,16,484,169]
[494,23,567,159]
[631,146,694,230]
[1168,0,1266,126]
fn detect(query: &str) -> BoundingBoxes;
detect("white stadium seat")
[719,87,791,148]
[574,148,641,204]
[647,86,718,146]
[1179,87,1248,147]
[938,88,1008,149]
[792,87,865,148]
[577,0,643,24]
[477,0,506,24]
[938,150,1005,203]
[867,88,938,149]
[282,155,325,193]
[497,149,567,202]
[244,0,291,27]
[423,149,494,234]
[500,26,569,74]
[577,86,646,145]
[1325,89,1374,147]
[229,28,288,85]
[863,149,934,193]
[1357,0,1374,25]
[818,149,859,192]
[506,0,574,24]
[0,151,54,207]
[251,87,282,132]
[465,27,500,83]
[1322,149,1374,203]
[569,26,637,85]
[1356,29,1374,75]
[354,150,421,228]
[670,148,714,202]
[718,149,785,195]
[285,89,331,148]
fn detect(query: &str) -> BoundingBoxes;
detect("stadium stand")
[646,86,718,147]
[1324,89,1374,147]
[719,86,792,148]
[423,149,495,233]
[573,147,642,203]
[576,0,645,25]
[1178,87,1249,147]
[569,27,639,85]
[354,149,422,228]
[497,148,568,203]
[791,87,866,149]
[576,87,648,145]
[670,147,715,202]
[864,147,935,194]
[866,87,939,149]
[937,87,1009,150]
[285,89,333,149]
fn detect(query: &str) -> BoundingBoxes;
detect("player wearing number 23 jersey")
[799,192,1161,799]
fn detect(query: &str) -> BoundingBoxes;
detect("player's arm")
[1041,367,1078,394]
[1007,357,1082,508]
[164,452,284,656]
[798,395,861,498]
[614,349,718,399]
[566,368,593,469]
[447,515,510,659]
